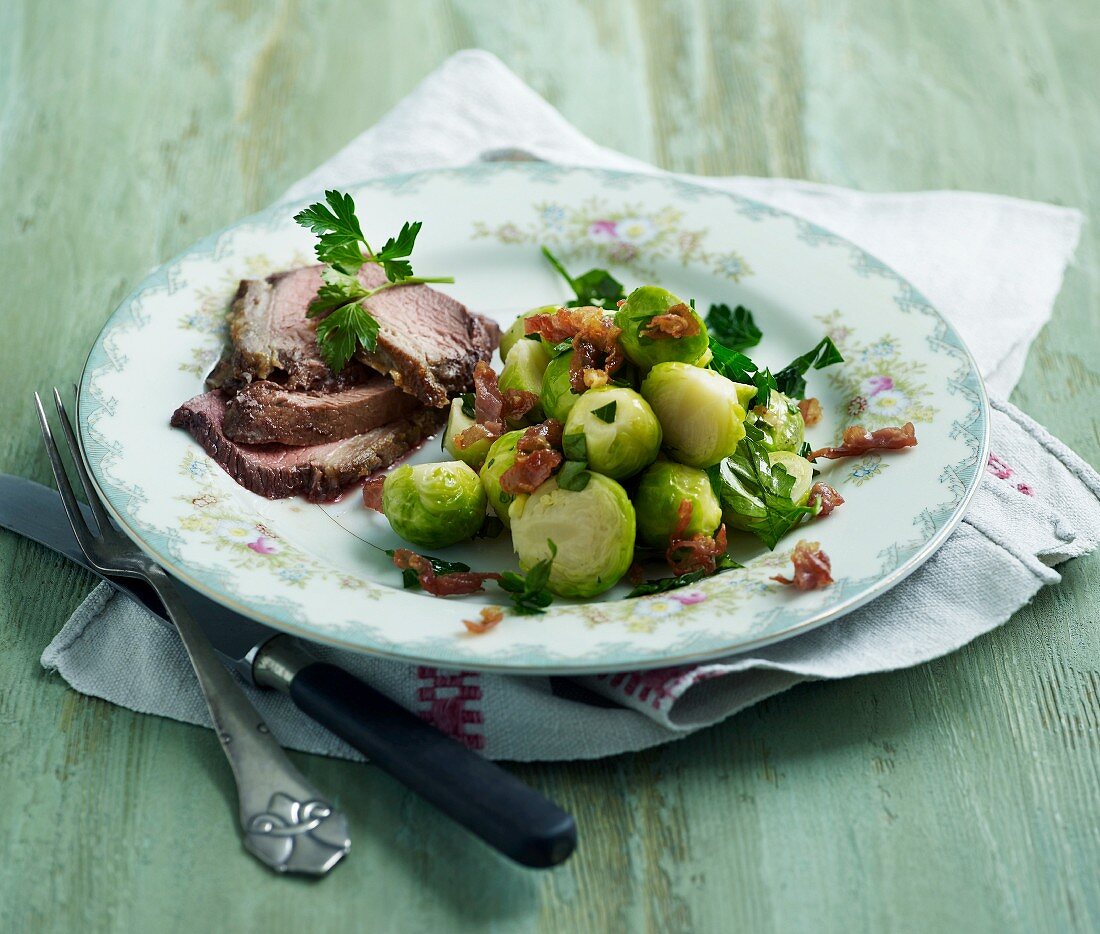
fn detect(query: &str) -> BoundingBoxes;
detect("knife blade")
[0,474,275,678]
[0,472,578,867]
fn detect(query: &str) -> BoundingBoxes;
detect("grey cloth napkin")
[41,52,1095,761]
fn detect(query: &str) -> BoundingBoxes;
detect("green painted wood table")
[2,2,1098,931]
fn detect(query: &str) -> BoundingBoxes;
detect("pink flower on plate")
[672,590,707,606]
[587,219,618,242]
[247,536,278,555]
[863,375,895,396]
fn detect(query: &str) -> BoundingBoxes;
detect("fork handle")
[142,565,350,874]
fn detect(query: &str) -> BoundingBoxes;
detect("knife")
[0,474,576,868]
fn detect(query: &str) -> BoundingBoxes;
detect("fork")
[34,389,350,875]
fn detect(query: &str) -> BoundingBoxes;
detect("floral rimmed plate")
[78,164,988,674]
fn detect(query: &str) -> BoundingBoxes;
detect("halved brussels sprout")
[478,430,524,528]
[640,362,753,468]
[499,304,559,362]
[720,450,814,533]
[634,460,723,548]
[441,397,492,470]
[510,474,636,597]
[562,386,661,480]
[498,337,552,408]
[752,391,805,453]
[539,351,581,423]
[614,286,709,370]
[382,461,487,549]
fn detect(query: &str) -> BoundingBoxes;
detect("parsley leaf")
[459,392,476,419]
[706,304,762,352]
[774,337,844,399]
[592,401,617,423]
[313,302,380,371]
[706,426,818,549]
[294,190,454,371]
[542,246,625,309]
[294,190,366,273]
[562,432,587,462]
[557,460,591,491]
[497,540,557,614]
[375,221,422,282]
[707,339,777,407]
[626,556,741,599]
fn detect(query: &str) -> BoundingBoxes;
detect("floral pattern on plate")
[472,197,753,281]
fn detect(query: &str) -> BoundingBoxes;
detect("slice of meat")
[171,392,443,502]
[222,377,421,446]
[207,268,333,391]
[354,264,499,407]
[207,264,500,406]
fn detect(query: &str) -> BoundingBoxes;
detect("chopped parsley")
[497,540,557,614]
[706,303,762,352]
[556,460,591,491]
[592,400,617,423]
[774,337,844,399]
[541,246,625,309]
[626,555,741,599]
[706,425,820,549]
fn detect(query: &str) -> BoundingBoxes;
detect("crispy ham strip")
[363,475,386,512]
[455,362,541,449]
[772,540,834,590]
[463,606,505,634]
[526,306,625,393]
[641,303,700,340]
[391,549,501,597]
[809,422,917,461]
[799,397,823,427]
[666,499,730,576]
[499,419,564,495]
[810,481,844,516]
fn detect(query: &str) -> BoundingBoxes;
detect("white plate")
[79,164,988,673]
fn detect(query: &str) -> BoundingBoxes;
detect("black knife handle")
[282,659,576,868]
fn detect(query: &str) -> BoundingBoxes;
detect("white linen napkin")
[41,51,1095,762]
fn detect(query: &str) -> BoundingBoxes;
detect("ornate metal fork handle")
[35,389,349,875]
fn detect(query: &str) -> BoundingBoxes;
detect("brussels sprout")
[562,386,661,480]
[719,450,814,534]
[641,362,753,468]
[539,351,581,423]
[441,397,492,469]
[751,391,805,453]
[634,460,723,548]
[382,461,487,549]
[499,304,559,362]
[478,430,524,528]
[614,286,710,370]
[510,474,636,597]
[498,337,552,408]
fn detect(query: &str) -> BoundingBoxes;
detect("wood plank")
[0,0,1097,931]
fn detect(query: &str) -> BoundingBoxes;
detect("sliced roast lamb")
[351,263,499,407]
[206,264,499,406]
[222,376,421,446]
[171,392,444,502]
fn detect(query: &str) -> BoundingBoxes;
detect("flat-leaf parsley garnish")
[541,246,625,309]
[706,303,761,352]
[294,189,455,371]
[497,540,557,614]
